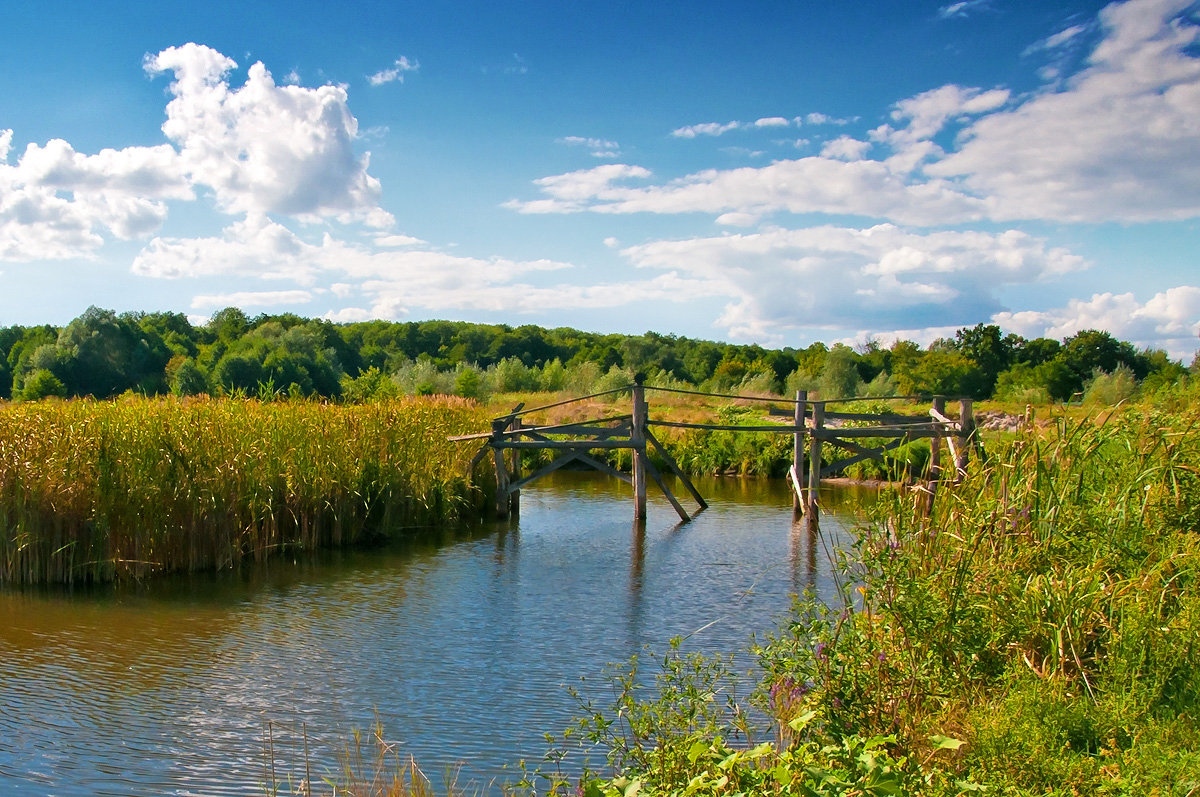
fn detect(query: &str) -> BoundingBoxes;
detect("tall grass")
[0,396,492,585]
[753,393,1200,793]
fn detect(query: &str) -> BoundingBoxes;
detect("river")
[0,473,868,795]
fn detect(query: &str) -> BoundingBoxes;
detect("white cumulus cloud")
[145,43,390,225]
[993,286,1200,358]
[0,134,190,260]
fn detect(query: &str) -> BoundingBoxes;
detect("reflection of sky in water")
[0,474,865,795]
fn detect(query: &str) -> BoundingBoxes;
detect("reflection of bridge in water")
[451,376,980,530]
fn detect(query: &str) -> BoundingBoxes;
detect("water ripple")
[0,474,859,795]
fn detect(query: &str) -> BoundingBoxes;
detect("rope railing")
[490,382,966,422]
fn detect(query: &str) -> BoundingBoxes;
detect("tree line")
[0,306,1195,404]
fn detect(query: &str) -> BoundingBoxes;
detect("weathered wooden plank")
[929,406,962,429]
[787,463,804,501]
[507,451,581,491]
[493,440,636,450]
[771,406,933,425]
[650,420,804,433]
[643,457,691,522]
[820,437,907,477]
[508,422,633,436]
[448,431,497,442]
[815,426,947,439]
[644,427,708,510]
[503,416,632,437]
[826,412,931,425]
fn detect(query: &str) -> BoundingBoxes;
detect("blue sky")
[2,0,1198,359]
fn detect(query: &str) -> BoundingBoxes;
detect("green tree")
[895,349,978,396]
[819,344,862,399]
[454,366,485,400]
[208,307,249,343]
[1016,336,1061,366]
[19,369,67,401]
[1061,329,1140,382]
[953,323,1013,397]
[211,353,264,395]
[169,357,209,396]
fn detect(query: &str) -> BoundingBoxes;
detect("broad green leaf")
[929,734,965,751]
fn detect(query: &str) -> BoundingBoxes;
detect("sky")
[1,0,1198,360]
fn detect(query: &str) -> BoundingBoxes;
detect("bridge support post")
[805,400,824,532]
[508,416,522,516]
[492,417,511,519]
[631,375,648,519]
[955,398,974,483]
[792,390,807,515]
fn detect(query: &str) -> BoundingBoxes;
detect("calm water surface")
[0,474,868,795]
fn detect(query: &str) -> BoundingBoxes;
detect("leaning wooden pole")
[805,400,824,532]
[792,390,807,515]
[925,395,946,516]
[631,375,648,520]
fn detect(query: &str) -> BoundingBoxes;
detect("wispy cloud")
[367,55,419,86]
[482,53,529,75]
[938,0,991,20]
[671,114,852,139]
[557,136,621,158]
[191,289,314,309]
[671,121,742,138]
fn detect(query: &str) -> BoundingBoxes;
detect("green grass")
[0,395,492,584]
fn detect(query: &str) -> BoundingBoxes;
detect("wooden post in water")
[955,398,974,483]
[631,375,648,520]
[805,400,824,531]
[925,396,945,516]
[492,416,511,519]
[508,415,522,516]
[792,390,807,514]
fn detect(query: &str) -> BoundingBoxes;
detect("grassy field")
[0,395,491,584]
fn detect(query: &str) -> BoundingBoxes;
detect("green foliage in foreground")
[0,396,492,584]
[512,387,1200,796]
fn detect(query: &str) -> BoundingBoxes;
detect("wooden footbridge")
[451,376,979,528]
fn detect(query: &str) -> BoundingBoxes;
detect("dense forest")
[1,306,1195,404]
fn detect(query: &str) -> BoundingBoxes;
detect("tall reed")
[0,396,492,585]
[755,395,1200,792]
